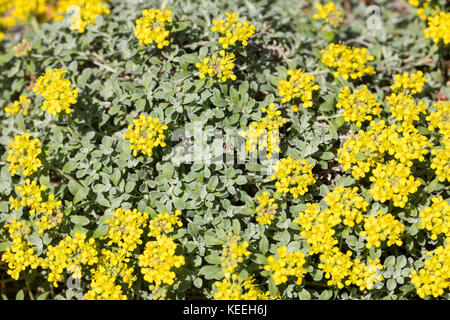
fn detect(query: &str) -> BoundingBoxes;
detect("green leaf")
[299,289,311,300]
[199,265,223,280]
[386,278,397,291]
[16,290,24,300]
[259,236,269,254]
[70,215,90,226]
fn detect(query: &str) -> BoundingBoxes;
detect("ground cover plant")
[0,0,449,300]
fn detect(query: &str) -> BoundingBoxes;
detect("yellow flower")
[33,68,79,116]
[148,209,183,237]
[277,69,319,111]
[349,258,383,291]
[255,191,278,225]
[7,133,42,177]
[369,160,420,208]
[264,246,307,285]
[411,244,450,298]
[271,157,316,198]
[360,211,405,249]
[386,92,427,129]
[321,43,375,80]
[220,232,251,277]
[122,115,168,157]
[0,0,46,27]
[138,235,185,287]
[211,12,255,49]
[424,11,450,45]
[4,95,31,117]
[337,120,395,179]
[427,101,450,138]
[53,0,110,33]
[313,3,343,28]
[41,232,98,287]
[13,38,31,57]
[318,249,353,289]
[389,126,430,167]
[240,103,287,158]
[104,208,149,253]
[431,143,450,182]
[419,196,450,241]
[9,179,45,214]
[84,249,136,300]
[336,85,381,127]
[390,71,428,95]
[134,9,172,48]
[214,273,269,300]
[195,50,237,82]
[1,218,41,280]
[293,204,340,255]
[324,186,367,227]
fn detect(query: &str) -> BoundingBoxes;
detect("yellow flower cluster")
[138,234,185,286]
[336,85,381,127]
[324,186,367,227]
[338,120,429,180]
[320,248,383,291]
[277,69,319,112]
[122,115,168,157]
[392,128,430,167]
[321,43,375,80]
[9,179,45,214]
[360,211,405,249]
[84,249,136,300]
[408,0,437,21]
[255,191,278,225]
[33,68,79,116]
[104,208,149,253]
[271,157,316,198]
[211,12,255,49]
[337,121,392,179]
[293,203,384,290]
[386,92,427,129]
[318,249,353,288]
[59,0,110,33]
[264,246,307,285]
[419,196,450,241]
[424,11,450,45]
[9,179,63,234]
[431,145,450,183]
[34,194,63,233]
[240,103,287,158]
[148,209,183,237]
[13,38,31,57]
[313,3,343,28]
[134,9,172,48]
[427,101,450,182]
[195,50,237,82]
[293,203,340,255]
[427,101,450,139]
[411,244,450,298]
[369,160,421,208]
[214,273,269,300]
[42,232,98,287]
[0,0,111,32]
[4,95,31,117]
[1,218,41,280]
[7,133,42,177]
[390,71,428,95]
[0,0,46,28]
[220,232,251,277]
[349,258,384,291]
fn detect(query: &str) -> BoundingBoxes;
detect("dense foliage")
[0,0,449,300]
